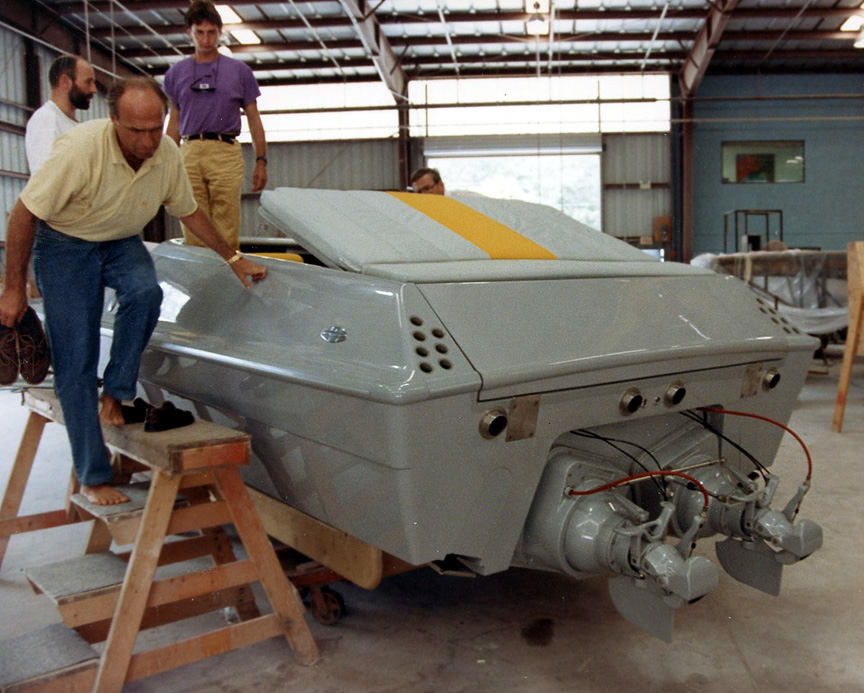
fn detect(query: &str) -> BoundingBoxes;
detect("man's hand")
[252,160,268,193]
[1,199,38,328]
[0,288,27,328]
[229,256,268,289]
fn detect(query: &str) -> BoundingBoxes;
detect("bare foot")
[99,394,125,427]
[81,484,129,506]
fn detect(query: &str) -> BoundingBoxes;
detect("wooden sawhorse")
[0,389,318,692]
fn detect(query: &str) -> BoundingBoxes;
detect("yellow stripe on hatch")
[388,192,557,260]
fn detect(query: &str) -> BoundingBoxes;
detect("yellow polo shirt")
[20,119,198,242]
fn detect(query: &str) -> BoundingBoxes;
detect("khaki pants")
[181,138,245,250]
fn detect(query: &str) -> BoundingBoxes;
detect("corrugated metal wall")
[602,133,672,238]
[1,27,28,241]
[167,138,402,239]
[1,29,111,242]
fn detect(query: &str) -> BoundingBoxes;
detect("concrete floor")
[1,350,862,692]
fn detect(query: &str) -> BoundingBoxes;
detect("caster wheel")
[310,586,346,626]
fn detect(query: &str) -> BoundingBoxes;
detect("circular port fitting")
[664,382,687,407]
[479,409,508,439]
[619,388,644,416]
[762,368,781,391]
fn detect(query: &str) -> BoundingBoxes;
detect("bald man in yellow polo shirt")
[0,76,267,506]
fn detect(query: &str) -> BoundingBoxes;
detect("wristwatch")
[256,156,268,164]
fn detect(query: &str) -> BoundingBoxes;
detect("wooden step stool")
[0,389,319,692]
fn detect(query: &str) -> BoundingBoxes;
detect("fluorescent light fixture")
[216,5,242,24]
[230,29,261,45]
[526,13,550,35]
[841,16,864,32]
[856,29,864,48]
[218,45,233,56]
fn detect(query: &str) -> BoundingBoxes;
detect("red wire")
[696,407,813,480]
[568,470,710,511]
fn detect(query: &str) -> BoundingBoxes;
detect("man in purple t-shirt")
[163,0,267,250]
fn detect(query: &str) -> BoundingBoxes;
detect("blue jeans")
[33,223,163,486]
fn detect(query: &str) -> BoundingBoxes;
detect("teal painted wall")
[692,74,864,256]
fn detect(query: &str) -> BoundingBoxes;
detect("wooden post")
[92,473,182,693]
[0,411,53,569]
[833,241,864,432]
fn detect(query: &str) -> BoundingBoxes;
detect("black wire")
[679,410,770,482]
[570,429,667,495]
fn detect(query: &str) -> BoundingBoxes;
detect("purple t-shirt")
[163,55,261,136]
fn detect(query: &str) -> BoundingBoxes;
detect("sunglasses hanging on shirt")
[190,57,219,92]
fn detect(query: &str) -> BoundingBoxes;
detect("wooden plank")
[248,486,385,590]
[22,390,64,424]
[851,241,864,358]
[93,471,181,693]
[57,557,259,627]
[3,663,96,693]
[714,250,847,279]
[165,500,232,535]
[124,614,284,682]
[173,441,250,471]
[833,242,864,432]
[0,510,73,535]
[102,422,250,474]
[0,412,49,569]
[84,519,113,555]
[215,468,319,665]
[22,390,251,474]
[76,585,254,644]
[833,292,863,432]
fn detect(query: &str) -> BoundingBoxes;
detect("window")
[409,74,670,137]
[722,141,805,184]
[241,82,399,142]
[245,74,671,142]
[426,135,602,229]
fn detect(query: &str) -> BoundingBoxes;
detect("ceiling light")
[230,29,261,45]
[841,16,864,32]
[218,45,233,56]
[525,0,550,36]
[216,5,242,24]
[856,28,864,48]
[526,15,550,35]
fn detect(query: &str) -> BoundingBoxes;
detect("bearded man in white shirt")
[24,54,98,173]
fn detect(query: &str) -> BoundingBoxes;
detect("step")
[70,482,152,521]
[70,483,191,544]
[27,553,128,604]
[0,624,98,692]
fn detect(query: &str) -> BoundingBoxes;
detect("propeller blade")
[608,576,676,642]
[716,537,782,596]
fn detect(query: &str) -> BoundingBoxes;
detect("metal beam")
[81,5,864,37]
[0,0,140,79]
[335,0,406,98]
[679,0,740,98]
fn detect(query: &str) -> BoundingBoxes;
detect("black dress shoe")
[16,307,51,385]
[121,398,154,424]
[144,401,195,432]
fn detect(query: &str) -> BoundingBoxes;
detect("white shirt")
[25,100,78,174]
